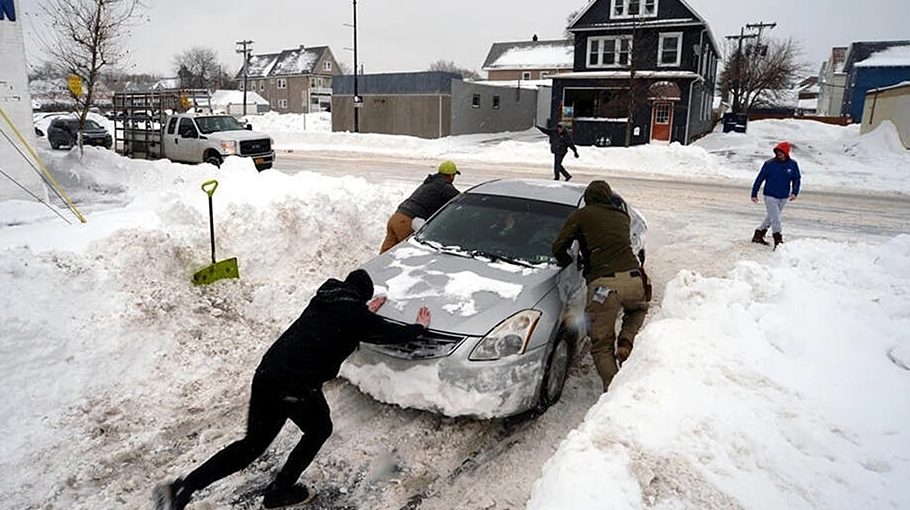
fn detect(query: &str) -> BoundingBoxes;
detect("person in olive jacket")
[552,181,648,392]
[155,270,431,510]
[380,160,461,253]
[537,123,578,181]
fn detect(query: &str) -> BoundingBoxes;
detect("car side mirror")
[245,124,252,131]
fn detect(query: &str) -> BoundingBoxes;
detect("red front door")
[651,102,673,142]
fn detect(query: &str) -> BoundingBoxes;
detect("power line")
[0,128,74,224]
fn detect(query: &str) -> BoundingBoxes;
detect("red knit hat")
[774,141,791,158]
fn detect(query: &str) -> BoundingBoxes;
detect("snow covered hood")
[361,239,560,337]
[206,129,271,142]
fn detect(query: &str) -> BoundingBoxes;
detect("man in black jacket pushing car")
[154,269,431,510]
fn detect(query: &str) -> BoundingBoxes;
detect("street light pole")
[235,40,254,116]
[353,0,360,133]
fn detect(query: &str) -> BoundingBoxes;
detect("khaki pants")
[380,212,414,253]
[586,271,649,392]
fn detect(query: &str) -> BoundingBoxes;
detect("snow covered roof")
[855,44,910,68]
[482,40,573,71]
[210,89,269,106]
[552,70,701,80]
[866,81,910,94]
[473,79,550,90]
[236,46,330,79]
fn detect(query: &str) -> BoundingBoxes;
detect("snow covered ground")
[263,117,910,195]
[1,119,908,509]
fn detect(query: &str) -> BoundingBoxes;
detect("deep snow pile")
[243,111,331,134]
[263,114,910,194]
[526,236,910,510]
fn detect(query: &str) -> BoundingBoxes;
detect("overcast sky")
[17,0,910,78]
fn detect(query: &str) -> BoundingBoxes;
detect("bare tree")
[174,46,229,90]
[719,37,806,114]
[428,60,481,80]
[39,0,142,153]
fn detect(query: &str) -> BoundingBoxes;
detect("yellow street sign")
[68,75,83,97]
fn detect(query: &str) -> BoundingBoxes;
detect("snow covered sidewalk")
[527,236,910,510]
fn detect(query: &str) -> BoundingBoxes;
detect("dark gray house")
[333,72,540,138]
[553,0,719,146]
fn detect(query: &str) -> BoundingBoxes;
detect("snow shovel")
[192,180,239,285]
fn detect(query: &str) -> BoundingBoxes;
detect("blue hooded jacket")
[751,142,801,199]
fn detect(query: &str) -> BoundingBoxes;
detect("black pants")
[553,152,571,180]
[182,374,333,495]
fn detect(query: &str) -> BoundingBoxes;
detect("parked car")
[47,117,112,150]
[345,179,647,418]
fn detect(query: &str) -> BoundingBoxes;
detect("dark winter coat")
[257,276,424,391]
[552,181,640,283]
[537,125,577,156]
[751,157,801,200]
[396,174,460,219]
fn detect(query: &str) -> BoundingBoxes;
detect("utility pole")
[235,40,254,116]
[746,22,777,58]
[352,0,360,133]
[725,28,757,115]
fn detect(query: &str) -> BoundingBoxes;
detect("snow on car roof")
[467,179,585,207]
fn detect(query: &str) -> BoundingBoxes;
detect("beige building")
[482,37,573,81]
[817,47,848,116]
[861,81,910,149]
[235,45,340,114]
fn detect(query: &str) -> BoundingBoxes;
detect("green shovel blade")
[192,257,240,286]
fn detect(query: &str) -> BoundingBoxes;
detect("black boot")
[153,478,191,510]
[263,482,316,509]
[773,232,783,250]
[751,229,769,245]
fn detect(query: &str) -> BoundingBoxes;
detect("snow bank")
[243,111,331,133]
[526,236,910,510]
[0,148,413,508]
[262,114,910,194]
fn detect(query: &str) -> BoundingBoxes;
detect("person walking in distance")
[380,161,460,253]
[751,141,801,249]
[552,181,650,392]
[154,270,431,510]
[536,123,578,181]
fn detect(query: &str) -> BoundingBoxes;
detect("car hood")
[361,239,561,337]
[205,130,270,142]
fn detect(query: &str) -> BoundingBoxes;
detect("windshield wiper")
[415,237,473,259]
[470,249,534,268]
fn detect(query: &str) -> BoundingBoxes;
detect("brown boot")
[773,232,783,250]
[752,229,769,245]
[616,338,633,364]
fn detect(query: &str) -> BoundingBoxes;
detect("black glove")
[574,151,579,158]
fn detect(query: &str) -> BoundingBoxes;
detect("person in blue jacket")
[751,141,801,249]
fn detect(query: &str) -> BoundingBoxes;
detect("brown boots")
[751,229,769,245]
[616,338,633,365]
[773,232,783,250]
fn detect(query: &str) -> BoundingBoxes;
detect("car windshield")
[194,116,245,134]
[83,120,102,130]
[416,193,576,265]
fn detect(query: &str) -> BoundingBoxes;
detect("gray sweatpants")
[758,196,788,234]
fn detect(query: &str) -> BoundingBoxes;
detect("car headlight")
[469,310,541,361]
[220,141,237,155]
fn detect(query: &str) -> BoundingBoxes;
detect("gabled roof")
[844,40,910,72]
[482,39,574,71]
[235,46,331,79]
[568,0,719,55]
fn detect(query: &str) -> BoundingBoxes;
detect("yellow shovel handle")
[201,180,218,197]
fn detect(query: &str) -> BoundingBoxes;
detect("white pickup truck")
[162,113,275,171]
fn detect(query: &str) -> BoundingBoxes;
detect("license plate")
[255,158,264,164]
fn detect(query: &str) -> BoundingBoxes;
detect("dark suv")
[47,118,112,150]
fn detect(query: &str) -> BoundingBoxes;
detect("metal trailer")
[111,89,212,160]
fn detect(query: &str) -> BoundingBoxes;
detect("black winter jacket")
[257,278,424,390]
[536,125,577,156]
[396,174,459,219]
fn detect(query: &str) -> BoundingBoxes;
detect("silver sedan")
[344,179,647,418]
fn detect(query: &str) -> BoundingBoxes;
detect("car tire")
[204,153,223,168]
[638,249,646,265]
[50,140,59,150]
[537,330,573,411]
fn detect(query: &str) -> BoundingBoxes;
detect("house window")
[493,95,501,109]
[612,0,657,18]
[239,82,244,91]
[587,36,633,67]
[324,61,332,71]
[654,103,671,124]
[658,32,682,67]
[259,81,264,91]
[472,94,481,108]
[522,71,532,80]
[278,99,288,109]
[310,77,317,87]
[564,87,630,119]
[540,71,551,79]
[277,78,287,89]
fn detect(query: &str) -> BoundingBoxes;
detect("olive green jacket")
[552,181,641,283]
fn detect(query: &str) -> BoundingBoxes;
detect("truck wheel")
[204,153,222,168]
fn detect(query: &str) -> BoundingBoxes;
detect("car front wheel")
[537,331,572,411]
[204,153,223,168]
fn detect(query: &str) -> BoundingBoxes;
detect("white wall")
[861,86,910,149]
[0,0,44,202]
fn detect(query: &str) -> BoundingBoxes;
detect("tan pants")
[586,271,649,392]
[380,212,414,253]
